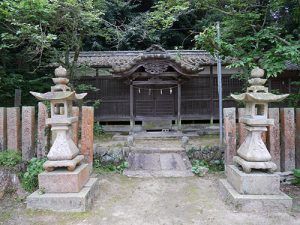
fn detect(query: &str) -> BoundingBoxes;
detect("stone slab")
[43,155,84,172]
[219,179,292,212]
[37,102,48,158]
[22,106,35,161]
[0,108,7,151]
[123,170,194,177]
[268,108,281,171]
[7,107,21,151]
[27,178,99,212]
[39,164,89,193]
[226,165,280,195]
[72,107,79,146]
[81,107,94,167]
[280,108,295,171]
[224,108,236,165]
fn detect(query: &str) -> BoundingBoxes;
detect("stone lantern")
[30,66,87,171]
[219,67,292,212]
[231,67,289,173]
[28,66,98,212]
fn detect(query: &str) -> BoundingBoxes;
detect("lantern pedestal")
[219,165,292,212]
[44,155,84,172]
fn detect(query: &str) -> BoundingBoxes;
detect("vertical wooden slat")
[7,107,21,151]
[130,84,134,131]
[268,108,281,171]
[296,108,300,168]
[178,83,181,130]
[22,106,35,161]
[280,108,295,171]
[224,107,236,165]
[0,108,7,151]
[81,106,94,169]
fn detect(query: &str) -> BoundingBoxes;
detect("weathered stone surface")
[0,167,27,199]
[219,179,292,212]
[181,136,189,147]
[22,106,35,161]
[43,155,84,172]
[37,102,48,158]
[72,107,79,146]
[268,108,281,171]
[27,178,99,212]
[296,108,300,168]
[280,108,295,171]
[81,107,94,167]
[0,108,7,151]
[226,165,280,195]
[237,108,247,147]
[233,156,277,173]
[127,135,134,147]
[224,108,236,165]
[7,107,21,151]
[39,164,89,193]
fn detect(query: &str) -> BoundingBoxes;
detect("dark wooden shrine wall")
[79,71,299,122]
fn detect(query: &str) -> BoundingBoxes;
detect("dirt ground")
[1,173,300,225]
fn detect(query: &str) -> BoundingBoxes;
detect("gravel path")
[1,173,299,225]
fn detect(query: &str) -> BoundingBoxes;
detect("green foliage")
[21,158,46,192]
[191,159,224,176]
[292,169,300,186]
[287,81,300,107]
[94,122,105,136]
[93,159,128,174]
[0,150,22,167]
[194,0,300,79]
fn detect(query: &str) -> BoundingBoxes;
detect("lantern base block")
[233,156,277,173]
[44,155,84,172]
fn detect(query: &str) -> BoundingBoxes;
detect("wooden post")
[209,66,214,125]
[72,107,80,146]
[224,108,236,165]
[130,84,134,131]
[177,83,181,130]
[237,108,247,147]
[37,102,48,158]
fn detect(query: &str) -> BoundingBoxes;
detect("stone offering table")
[27,66,99,212]
[220,67,292,212]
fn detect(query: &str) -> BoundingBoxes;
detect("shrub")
[93,159,128,174]
[0,150,22,167]
[21,158,46,192]
[292,169,300,186]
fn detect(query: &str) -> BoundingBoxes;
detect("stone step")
[124,152,193,178]
[130,147,185,153]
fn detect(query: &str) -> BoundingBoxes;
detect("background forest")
[0,0,299,106]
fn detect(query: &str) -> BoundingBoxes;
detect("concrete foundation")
[38,164,89,193]
[27,178,99,212]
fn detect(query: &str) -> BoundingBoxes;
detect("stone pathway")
[124,140,194,177]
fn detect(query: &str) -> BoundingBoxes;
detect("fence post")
[0,108,7,151]
[7,107,21,151]
[72,107,80,146]
[237,108,246,147]
[37,102,48,158]
[22,106,35,161]
[224,107,236,165]
[81,106,94,170]
[280,108,295,171]
[268,108,281,171]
